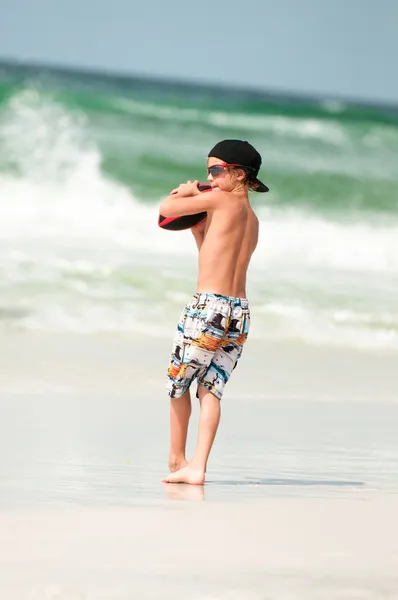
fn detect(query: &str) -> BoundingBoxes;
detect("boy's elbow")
[159,197,172,217]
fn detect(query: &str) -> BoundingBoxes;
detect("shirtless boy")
[158,139,269,485]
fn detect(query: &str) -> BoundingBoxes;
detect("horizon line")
[1,55,398,112]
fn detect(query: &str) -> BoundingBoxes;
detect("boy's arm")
[191,221,206,250]
[159,181,223,218]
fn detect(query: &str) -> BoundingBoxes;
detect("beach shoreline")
[2,330,397,402]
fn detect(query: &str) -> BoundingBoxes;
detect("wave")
[0,83,397,350]
[101,97,398,183]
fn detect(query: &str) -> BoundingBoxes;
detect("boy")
[158,139,269,485]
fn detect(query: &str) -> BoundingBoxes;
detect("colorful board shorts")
[167,292,250,400]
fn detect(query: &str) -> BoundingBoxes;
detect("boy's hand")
[170,180,201,197]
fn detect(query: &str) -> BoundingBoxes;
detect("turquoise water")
[1,61,397,350]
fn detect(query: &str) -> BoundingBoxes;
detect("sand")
[1,496,398,599]
[1,331,397,599]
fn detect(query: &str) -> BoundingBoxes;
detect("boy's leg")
[169,389,192,472]
[163,384,220,485]
[166,296,198,471]
[190,384,221,473]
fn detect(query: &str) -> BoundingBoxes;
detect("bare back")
[196,191,259,298]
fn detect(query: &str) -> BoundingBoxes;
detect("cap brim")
[254,178,269,193]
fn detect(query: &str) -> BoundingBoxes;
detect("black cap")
[208,139,269,193]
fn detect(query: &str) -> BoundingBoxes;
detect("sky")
[1,0,398,103]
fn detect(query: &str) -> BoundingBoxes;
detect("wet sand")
[2,331,397,401]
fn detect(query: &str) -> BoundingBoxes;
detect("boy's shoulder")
[215,189,249,206]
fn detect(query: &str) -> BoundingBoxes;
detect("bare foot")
[168,458,188,473]
[162,464,205,485]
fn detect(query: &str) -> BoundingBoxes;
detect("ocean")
[1,60,397,352]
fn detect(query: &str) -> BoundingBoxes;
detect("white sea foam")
[254,207,398,274]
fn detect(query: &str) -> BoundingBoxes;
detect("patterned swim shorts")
[167,292,250,400]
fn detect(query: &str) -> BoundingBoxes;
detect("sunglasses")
[207,163,252,177]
